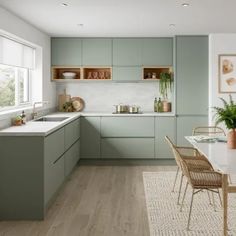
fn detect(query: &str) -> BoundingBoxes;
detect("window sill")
[0,105,33,120]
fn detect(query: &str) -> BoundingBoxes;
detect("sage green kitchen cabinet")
[65,118,80,150]
[65,140,80,177]
[112,66,142,81]
[177,115,208,146]
[51,38,82,66]
[142,38,173,66]
[101,138,155,159]
[101,117,154,137]
[155,117,176,159]
[176,36,208,115]
[0,117,81,220]
[82,38,112,66]
[81,117,101,158]
[113,39,142,66]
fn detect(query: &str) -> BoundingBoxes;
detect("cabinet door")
[142,38,173,66]
[44,155,64,205]
[65,140,80,177]
[81,117,101,158]
[155,117,176,159]
[44,127,65,164]
[65,118,80,150]
[113,39,142,66]
[82,38,112,66]
[101,138,155,158]
[176,36,208,115]
[177,115,208,146]
[51,38,82,66]
[101,117,154,137]
[112,67,142,81]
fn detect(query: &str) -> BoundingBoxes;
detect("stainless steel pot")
[114,104,129,113]
[129,105,140,113]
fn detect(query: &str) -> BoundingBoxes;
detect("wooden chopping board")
[58,89,71,111]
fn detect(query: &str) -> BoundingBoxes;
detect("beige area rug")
[143,171,236,236]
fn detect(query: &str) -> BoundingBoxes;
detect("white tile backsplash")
[56,82,173,113]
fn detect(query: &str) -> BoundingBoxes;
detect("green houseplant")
[213,95,236,148]
[159,72,173,112]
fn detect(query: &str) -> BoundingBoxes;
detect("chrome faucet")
[32,101,49,119]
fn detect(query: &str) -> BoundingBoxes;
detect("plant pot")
[162,101,171,112]
[227,129,236,149]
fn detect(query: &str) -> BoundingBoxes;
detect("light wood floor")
[0,161,176,236]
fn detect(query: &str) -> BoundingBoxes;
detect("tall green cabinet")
[176,36,208,146]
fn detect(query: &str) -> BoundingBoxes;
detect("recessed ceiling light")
[169,24,176,27]
[182,3,189,7]
[77,24,84,27]
[61,3,68,7]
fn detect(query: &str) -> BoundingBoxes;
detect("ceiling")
[0,0,236,37]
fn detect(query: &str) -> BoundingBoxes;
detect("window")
[0,64,30,109]
[0,35,35,111]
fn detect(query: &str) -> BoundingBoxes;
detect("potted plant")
[159,72,173,112]
[213,95,236,148]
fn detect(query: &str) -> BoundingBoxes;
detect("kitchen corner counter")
[0,111,175,136]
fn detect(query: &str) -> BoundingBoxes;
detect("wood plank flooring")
[0,161,176,236]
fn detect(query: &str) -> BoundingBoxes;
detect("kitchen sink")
[33,116,69,122]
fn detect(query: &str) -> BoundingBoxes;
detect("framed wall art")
[219,54,236,93]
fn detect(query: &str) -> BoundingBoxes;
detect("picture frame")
[218,54,236,93]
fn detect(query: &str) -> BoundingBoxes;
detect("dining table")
[186,136,236,236]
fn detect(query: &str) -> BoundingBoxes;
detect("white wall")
[0,6,56,128]
[209,34,236,127]
[56,82,174,113]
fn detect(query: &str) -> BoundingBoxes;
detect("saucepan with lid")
[114,104,129,113]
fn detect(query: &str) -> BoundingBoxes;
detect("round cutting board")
[71,97,85,111]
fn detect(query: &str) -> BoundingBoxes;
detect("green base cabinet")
[155,117,176,159]
[177,116,208,146]
[81,117,101,159]
[101,138,155,159]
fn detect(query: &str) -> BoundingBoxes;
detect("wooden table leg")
[222,174,228,236]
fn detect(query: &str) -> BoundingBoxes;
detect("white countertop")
[0,111,175,136]
[186,136,236,175]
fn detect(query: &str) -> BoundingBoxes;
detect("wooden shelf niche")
[52,67,81,81]
[83,68,112,80]
[143,67,172,80]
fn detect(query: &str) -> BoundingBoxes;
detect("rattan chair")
[165,136,213,205]
[175,147,223,230]
[192,126,226,137]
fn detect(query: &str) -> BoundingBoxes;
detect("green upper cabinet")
[142,38,173,66]
[82,38,112,66]
[51,38,82,66]
[113,39,142,66]
[112,67,142,81]
[176,36,208,115]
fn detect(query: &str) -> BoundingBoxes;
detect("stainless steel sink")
[33,116,69,122]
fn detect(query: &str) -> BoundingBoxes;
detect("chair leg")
[211,191,216,211]
[172,166,180,192]
[180,182,188,212]
[207,190,212,205]
[177,174,184,205]
[228,175,232,184]
[187,189,195,231]
[217,189,222,207]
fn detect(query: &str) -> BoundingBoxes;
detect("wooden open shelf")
[83,68,112,80]
[143,67,172,80]
[52,67,81,81]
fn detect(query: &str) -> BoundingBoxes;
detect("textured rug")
[143,171,236,236]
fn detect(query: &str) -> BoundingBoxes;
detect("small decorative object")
[63,101,74,112]
[213,95,236,149]
[13,115,22,126]
[20,110,26,124]
[218,54,236,93]
[62,72,76,79]
[159,72,173,112]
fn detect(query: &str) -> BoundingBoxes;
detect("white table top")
[186,136,236,175]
